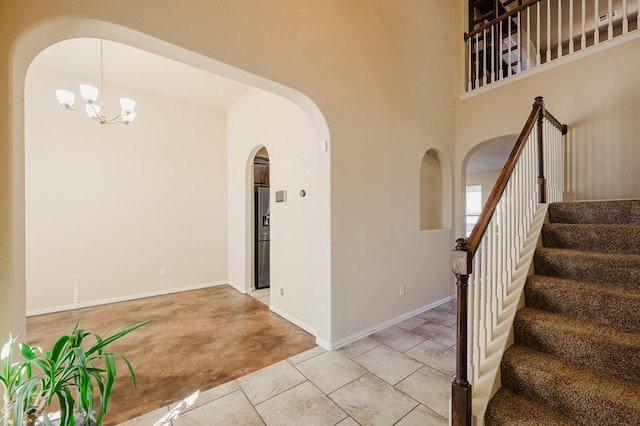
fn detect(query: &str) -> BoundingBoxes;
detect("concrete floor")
[26,285,317,425]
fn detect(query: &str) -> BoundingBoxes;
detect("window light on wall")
[466,185,482,237]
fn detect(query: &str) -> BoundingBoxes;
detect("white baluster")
[491,25,495,83]
[526,6,531,70]
[608,0,614,40]
[623,0,629,34]
[483,29,488,86]
[582,0,587,50]
[468,38,472,92]
[569,0,575,53]
[547,0,552,62]
[499,20,504,81]
[475,33,480,88]
[558,0,563,57]
[518,11,522,72]
[595,0,600,45]
[537,1,541,66]
[508,15,513,76]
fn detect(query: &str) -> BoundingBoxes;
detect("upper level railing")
[451,97,567,425]
[466,0,640,91]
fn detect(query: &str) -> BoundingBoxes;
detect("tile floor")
[118,299,456,426]
[250,288,271,306]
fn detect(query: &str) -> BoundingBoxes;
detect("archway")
[8,19,332,344]
[461,135,518,235]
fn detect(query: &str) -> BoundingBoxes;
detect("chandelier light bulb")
[55,89,75,108]
[80,84,99,103]
[120,98,136,114]
[122,111,136,124]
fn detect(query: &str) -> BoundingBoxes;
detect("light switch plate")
[275,190,287,203]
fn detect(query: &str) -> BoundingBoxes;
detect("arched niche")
[420,148,452,231]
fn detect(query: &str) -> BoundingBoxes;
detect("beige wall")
[456,36,640,223]
[24,64,228,313]
[1,1,456,345]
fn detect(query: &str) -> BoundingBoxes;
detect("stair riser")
[542,224,640,255]
[513,315,640,382]
[534,250,640,288]
[525,278,640,332]
[501,357,640,426]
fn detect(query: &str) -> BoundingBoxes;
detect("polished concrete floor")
[26,285,316,425]
[118,299,457,426]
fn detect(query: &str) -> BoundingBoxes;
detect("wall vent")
[599,8,618,23]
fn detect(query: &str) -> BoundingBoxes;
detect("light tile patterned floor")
[118,299,456,426]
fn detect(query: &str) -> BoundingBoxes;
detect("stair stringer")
[471,203,549,426]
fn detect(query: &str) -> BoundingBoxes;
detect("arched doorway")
[253,147,270,291]
[462,135,517,235]
[8,20,332,345]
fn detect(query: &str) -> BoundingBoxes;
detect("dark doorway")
[253,150,270,289]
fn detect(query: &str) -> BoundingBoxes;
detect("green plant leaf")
[50,335,71,364]
[85,321,149,356]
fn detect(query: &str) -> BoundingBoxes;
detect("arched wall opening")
[9,19,331,344]
[460,135,518,236]
[420,148,452,231]
[251,147,271,293]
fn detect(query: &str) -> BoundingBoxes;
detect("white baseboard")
[26,281,228,316]
[325,295,456,351]
[226,280,247,294]
[269,305,318,338]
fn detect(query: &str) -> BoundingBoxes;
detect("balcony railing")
[466,0,640,91]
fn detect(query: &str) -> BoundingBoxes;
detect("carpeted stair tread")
[525,275,640,332]
[485,388,579,426]
[501,345,640,425]
[549,199,640,225]
[542,223,640,254]
[534,247,640,288]
[514,307,640,381]
[487,200,640,424]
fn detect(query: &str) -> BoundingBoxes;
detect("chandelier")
[55,40,137,125]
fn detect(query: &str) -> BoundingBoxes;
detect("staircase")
[485,199,640,425]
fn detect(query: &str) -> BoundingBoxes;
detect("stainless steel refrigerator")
[255,187,270,289]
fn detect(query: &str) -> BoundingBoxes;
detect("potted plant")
[1,321,149,426]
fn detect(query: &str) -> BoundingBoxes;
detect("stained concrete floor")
[26,285,317,425]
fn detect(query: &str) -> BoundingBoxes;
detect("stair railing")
[466,0,640,91]
[451,96,567,425]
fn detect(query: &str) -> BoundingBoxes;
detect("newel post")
[451,238,472,426]
[535,96,547,203]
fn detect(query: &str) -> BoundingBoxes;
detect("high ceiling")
[31,38,250,111]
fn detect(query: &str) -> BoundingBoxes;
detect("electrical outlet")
[279,283,284,296]
[160,267,167,277]
[399,284,405,296]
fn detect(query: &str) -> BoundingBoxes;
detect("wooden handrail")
[466,97,566,254]
[464,0,542,40]
[451,96,567,426]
